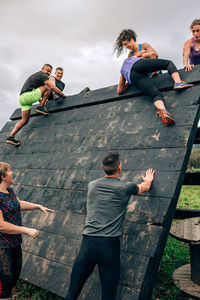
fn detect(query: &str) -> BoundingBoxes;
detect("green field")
[152,183,200,300]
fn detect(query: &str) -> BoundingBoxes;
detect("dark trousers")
[65,235,120,300]
[0,245,22,298]
[130,58,178,102]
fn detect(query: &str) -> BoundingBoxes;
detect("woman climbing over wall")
[114,29,194,126]
[0,162,54,300]
[183,19,200,71]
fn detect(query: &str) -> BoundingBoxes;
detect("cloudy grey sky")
[0,0,200,130]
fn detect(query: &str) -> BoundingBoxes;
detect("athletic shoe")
[173,81,194,90]
[149,71,159,78]
[156,109,175,126]
[35,106,50,115]
[6,136,21,146]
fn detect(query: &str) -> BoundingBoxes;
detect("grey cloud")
[1,0,200,130]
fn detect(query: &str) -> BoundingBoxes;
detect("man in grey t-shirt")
[65,151,154,300]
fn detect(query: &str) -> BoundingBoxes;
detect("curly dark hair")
[114,29,137,57]
[190,19,200,30]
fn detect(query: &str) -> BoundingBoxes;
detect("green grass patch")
[14,279,63,299]
[153,184,200,300]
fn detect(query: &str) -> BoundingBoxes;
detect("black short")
[0,245,22,299]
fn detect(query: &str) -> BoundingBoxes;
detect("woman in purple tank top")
[183,19,200,71]
[114,29,194,126]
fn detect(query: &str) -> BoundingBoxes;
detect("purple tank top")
[121,57,143,84]
[189,38,200,65]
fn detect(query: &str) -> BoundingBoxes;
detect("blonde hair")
[0,162,10,183]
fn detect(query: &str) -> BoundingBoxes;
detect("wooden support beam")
[183,172,200,185]
[194,127,200,144]
[174,208,200,220]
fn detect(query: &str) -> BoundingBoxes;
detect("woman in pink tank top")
[183,19,200,71]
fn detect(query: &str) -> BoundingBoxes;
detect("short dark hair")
[114,29,137,57]
[190,19,200,30]
[43,63,53,69]
[102,152,120,175]
[56,67,63,72]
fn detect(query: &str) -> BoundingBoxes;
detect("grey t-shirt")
[82,176,139,237]
[20,71,49,95]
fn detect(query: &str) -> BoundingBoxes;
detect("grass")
[14,280,63,300]
[152,179,200,300]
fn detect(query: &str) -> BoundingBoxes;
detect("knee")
[44,87,51,96]
[20,118,29,126]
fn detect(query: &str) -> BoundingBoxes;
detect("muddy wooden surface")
[0,66,200,299]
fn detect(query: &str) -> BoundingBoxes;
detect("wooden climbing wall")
[0,66,200,299]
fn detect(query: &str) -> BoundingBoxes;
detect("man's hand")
[137,168,155,195]
[142,168,155,183]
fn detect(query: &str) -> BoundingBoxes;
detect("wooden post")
[190,243,200,284]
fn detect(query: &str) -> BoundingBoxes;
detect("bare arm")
[137,43,158,59]
[183,39,194,71]
[0,210,39,238]
[44,80,67,97]
[18,199,54,216]
[49,76,56,85]
[117,74,129,94]
[137,169,155,195]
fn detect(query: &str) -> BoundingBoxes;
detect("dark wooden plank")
[22,231,151,287]
[21,210,85,239]
[14,183,172,224]
[21,210,164,257]
[2,125,192,152]
[11,169,183,199]
[170,217,200,243]
[173,264,200,299]
[7,85,200,126]
[174,208,200,219]
[21,249,149,298]
[0,67,199,300]
[126,196,172,225]
[183,172,200,185]
[0,148,187,172]
[194,127,200,144]
[9,66,200,121]
[20,252,72,298]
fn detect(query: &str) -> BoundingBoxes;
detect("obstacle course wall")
[0,67,200,299]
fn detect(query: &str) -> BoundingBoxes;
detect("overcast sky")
[0,0,200,130]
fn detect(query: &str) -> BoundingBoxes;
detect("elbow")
[0,222,6,233]
[117,87,123,95]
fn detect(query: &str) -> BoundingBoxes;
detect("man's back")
[82,176,139,237]
[20,71,48,94]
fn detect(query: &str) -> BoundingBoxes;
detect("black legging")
[65,236,120,300]
[0,245,22,298]
[130,58,178,102]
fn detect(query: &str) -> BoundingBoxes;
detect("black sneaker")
[35,106,50,115]
[6,136,21,146]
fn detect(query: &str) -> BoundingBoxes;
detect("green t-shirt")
[82,176,139,237]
